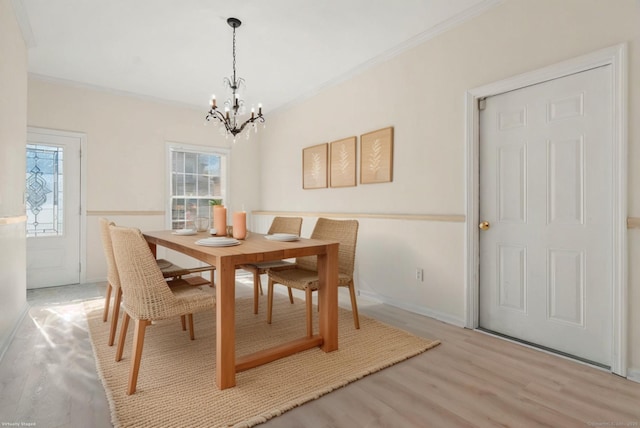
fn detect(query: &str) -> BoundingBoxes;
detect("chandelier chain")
[232,25,237,87]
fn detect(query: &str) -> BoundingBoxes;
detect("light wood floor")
[1,281,639,427]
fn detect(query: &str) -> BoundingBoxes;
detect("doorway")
[26,127,86,289]
[465,44,627,375]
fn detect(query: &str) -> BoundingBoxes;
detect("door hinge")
[478,98,487,110]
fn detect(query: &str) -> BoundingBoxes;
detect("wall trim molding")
[0,215,27,225]
[87,210,165,216]
[628,217,640,229]
[252,211,465,223]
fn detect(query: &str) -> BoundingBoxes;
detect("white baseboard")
[0,302,29,363]
[85,276,108,285]
[358,289,466,327]
[240,274,465,326]
[626,368,640,383]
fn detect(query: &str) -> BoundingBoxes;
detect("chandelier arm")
[206,108,226,122]
[227,115,265,136]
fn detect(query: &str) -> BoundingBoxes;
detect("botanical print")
[360,127,393,184]
[337,143,350,175]
[368,138,382,178]
[330,136,357,187]
[303,143,328,189]
[310,152,322,183]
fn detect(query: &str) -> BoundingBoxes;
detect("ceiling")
[16,0,498,112]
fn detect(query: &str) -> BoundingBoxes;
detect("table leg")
[216,257,236,389]
[147,242,157,258]
[317,242,339,352]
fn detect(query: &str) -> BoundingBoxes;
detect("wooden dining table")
[143,230,339,390]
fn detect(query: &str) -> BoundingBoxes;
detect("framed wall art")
[360,126,394,184]
[329,136,357,188]
[302,143,328,189]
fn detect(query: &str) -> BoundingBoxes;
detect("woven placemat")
[86,292,439,428]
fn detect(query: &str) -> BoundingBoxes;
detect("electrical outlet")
[415,268,424,282]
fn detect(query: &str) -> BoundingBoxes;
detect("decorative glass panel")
[26,144,64,237]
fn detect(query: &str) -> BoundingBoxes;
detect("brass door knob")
[478,221,490,230]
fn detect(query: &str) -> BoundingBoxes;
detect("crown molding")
[28,73,203,112]
[10,0,35,48]
[271,0,503,114]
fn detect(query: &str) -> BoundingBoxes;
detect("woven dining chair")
[109,225,215,395]
[100,218,214,347]
[237,216,303,314]
[267,218,360,336]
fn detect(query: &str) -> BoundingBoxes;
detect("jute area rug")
[86,291,440,428]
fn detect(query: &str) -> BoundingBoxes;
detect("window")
[25,144,64,237]
[168,143,228,230]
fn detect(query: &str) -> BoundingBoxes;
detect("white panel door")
[479,66,612,366]
[26,129,82,288]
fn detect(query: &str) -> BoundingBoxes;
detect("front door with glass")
[26,128,82,289]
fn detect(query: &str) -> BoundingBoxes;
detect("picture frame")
[329,136,357,188]
[360,126,394,184]
[302,143,328,189]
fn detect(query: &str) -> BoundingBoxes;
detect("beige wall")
[259,0,640,373]
[27,79,262,282]
[0,0,28,354]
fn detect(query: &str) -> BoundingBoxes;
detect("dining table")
[143,229,340,390]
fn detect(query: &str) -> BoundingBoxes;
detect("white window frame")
[165,141,230,230]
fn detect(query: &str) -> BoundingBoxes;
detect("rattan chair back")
[295,218,359,277]
[109,225,182,321]
[99,218,121,289]
[267,216,303,235]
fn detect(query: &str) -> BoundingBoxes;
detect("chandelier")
[205,17,264,140]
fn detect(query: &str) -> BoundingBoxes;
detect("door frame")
[464,44,628,375]
[26,126,87,285]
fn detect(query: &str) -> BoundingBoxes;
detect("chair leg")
[115,312,130,362]
[127,319,151,395]
[267,279,274,324]
[108,287,122,346]
[287,287,294,304]
[253,271,260,315]
[187,314,195,340]
[103,282,112,322]
[305,288,313,337]
[348,282,360,329]
[181,315,186,331]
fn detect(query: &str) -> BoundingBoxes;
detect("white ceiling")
[17,0,498,112]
